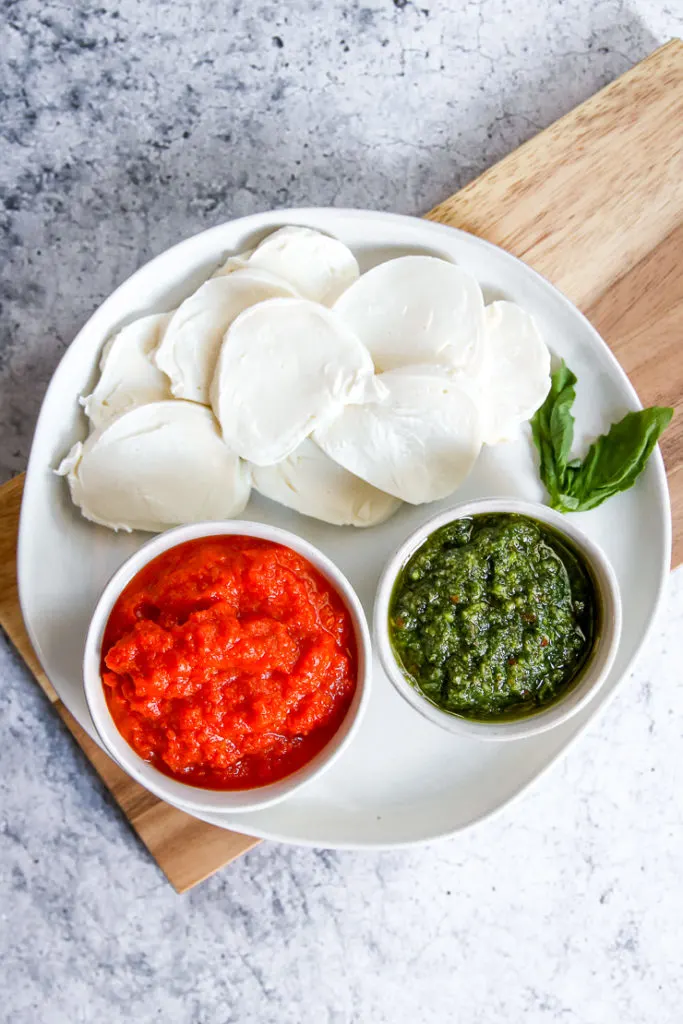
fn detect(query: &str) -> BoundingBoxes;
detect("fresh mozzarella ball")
[155,268,297,404]
[57,401,250,533]
[315,365,482,504]
[333,255,485,373]
[211,297,384,467]
[479,301,551,444]
[81,313,172,429]
[251,438,401,527]
[246,226,359,305]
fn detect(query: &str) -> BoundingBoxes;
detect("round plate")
[18,209,671,848]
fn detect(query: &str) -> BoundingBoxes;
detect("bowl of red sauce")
[83,522,371,813]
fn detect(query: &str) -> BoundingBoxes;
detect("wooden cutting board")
[1,40,682,892]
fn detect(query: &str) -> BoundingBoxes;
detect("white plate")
[18,209,671,848]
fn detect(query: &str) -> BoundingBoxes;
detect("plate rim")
[17,206,672,848]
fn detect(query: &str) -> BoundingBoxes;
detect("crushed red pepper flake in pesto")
[389,514,597,721]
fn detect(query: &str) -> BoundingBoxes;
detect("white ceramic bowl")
[84,520,371,813]
[374,498,622,741]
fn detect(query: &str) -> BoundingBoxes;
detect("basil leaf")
[529,362,673,514]
[550,488,580,513]
[548,374,576,472]
[530,414,562,504]
[569,406,673,511]
[530,361,577,501]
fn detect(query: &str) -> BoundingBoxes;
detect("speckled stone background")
[2,2,683,1022]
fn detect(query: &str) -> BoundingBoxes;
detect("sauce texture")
[102,536,357,789]
[389,513,597,720]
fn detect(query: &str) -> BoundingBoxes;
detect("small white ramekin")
[374,498,622,741]
[84,521,371,813]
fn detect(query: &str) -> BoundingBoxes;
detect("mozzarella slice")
[479,301,551,444]
[155,268,297,404]
[212,297,384,466]
[81,313,172,429]
[246,226,359,305]
[57,401,250,533]
[314,367,482,504]
[333,255,485,373]
[251,438,401,527]
[212,249,254,276]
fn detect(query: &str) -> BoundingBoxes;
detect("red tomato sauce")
[101,536,357,790]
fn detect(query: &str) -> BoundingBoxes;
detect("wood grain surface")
[1,40,681,892]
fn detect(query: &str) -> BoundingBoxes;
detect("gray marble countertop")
[2,2,682,1022]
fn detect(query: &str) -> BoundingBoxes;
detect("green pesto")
[389,513,597,721]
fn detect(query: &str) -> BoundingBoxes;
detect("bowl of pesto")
[374,498,622,740]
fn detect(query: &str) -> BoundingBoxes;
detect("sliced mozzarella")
[212,249,254,276]
[479,301,551,444]
[314,367,482,504]
[57,401,250,533]
[81,313,172,429]
[212,297,384,466]
[333,255,485,373]
[155,268,297,404]
[246,226,359,305]
[251,438,401,527]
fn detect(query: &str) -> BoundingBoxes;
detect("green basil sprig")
[530,362,673,513]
